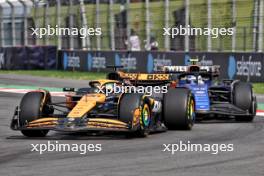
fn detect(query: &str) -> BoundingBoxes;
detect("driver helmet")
[198,75,204,85]
[186,75,196,84]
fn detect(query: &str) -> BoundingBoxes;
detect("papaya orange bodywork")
[67,94,106,118]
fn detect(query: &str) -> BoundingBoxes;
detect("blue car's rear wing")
[161,65,220,77]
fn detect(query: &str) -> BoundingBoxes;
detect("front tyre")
[19,92,50,137]
[163,88,194,130]
[118,93,151,137]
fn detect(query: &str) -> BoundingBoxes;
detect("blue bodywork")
[178,77,211,112]
[187,84,210,111]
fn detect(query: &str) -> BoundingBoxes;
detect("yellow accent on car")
[26,117,58,128]
[28,117,58,124]
[87,122,128,129]
[87,118,129,129]
[27,122,58,127]
[88,118,127,126]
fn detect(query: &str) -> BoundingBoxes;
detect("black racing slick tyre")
[118,93,151,137]
[233,82,256,122]
[163,88,194,130]
[19,92,50,137]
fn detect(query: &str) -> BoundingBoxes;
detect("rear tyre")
[19,92,50,137]
[233,82,256,122]
[163,88,194,130]
[119,94,151,137]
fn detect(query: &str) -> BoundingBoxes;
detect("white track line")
[256,110,264,117]
[0,88,66,97]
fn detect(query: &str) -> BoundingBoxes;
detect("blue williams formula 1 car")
[162,59,257,122]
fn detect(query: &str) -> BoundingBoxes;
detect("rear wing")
[161,65,220,76]
[118,72,170,81]
[107,71,171,86]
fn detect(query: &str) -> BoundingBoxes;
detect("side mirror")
[63,87,75,92]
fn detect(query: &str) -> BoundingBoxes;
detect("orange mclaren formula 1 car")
[10,71,195,138]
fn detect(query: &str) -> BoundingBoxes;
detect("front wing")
[10,107,140,132]
[196,103,256,116]
[11,117,134,132]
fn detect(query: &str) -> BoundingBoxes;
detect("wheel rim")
[188,99,195,121]
[141,104,150,127]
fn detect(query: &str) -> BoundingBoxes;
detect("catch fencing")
[0,0,263,52]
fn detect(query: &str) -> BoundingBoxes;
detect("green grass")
[0,70,263,94]
[253,83,264,94]
[0,70,106,80]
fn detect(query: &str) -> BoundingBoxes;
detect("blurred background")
[0,0,263,52]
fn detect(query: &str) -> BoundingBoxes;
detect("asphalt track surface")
[0,74,264,176]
